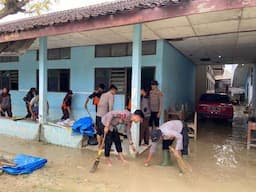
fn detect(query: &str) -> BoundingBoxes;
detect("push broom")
[169,147,192,173]
[89,134,106,173]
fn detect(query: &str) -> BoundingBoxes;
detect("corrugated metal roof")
[0,0,173,34]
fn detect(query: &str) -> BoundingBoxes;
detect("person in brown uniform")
[149,80,163,129]
[0,87,12,117]
[96,84,118,149]
[102,109,144,166]
[140,88,151,145]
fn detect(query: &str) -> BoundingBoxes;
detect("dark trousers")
[104,130,122,157]
[149,112,160,127]
[1,107,12,117]
[96,116,104,136]
[140,117,150,145]
[181,126,189,155]
[61,108,69,120]
[162,139,174,150]
[161,126,189,155]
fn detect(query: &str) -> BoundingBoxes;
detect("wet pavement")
[1,106,256,192]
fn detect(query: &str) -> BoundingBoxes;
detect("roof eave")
[0,0,256,43]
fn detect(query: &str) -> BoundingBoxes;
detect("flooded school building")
[0,0,256,152]
[1,1,256,191]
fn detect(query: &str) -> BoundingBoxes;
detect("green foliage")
[0,0,55,19]
[27,0,53,15]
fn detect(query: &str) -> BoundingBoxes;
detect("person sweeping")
[144,120,189,167]
[102,109,144,166]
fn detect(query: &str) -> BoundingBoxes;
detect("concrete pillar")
[131,24,142,151]
[252,64,256,116]
[38,37,48,124]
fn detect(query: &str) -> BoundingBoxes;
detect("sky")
[225,64,237,73]
[0,0,115,23]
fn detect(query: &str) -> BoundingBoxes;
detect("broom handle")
[97,131,107,156]
[85,108,93,120]
[169,147,192,173]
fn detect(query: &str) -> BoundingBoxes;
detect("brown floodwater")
[0,106,256,192]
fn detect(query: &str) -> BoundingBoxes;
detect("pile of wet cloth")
[0,154,47,175]
[56,118,75,127]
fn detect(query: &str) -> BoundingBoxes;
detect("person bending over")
[102,109,144,166]
[144,120,189,167]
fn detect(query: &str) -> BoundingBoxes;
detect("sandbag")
[1,154,47,175]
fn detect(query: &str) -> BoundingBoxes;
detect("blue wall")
[0,41,162,121]
[0,40,195,121]
[160,40,196,112]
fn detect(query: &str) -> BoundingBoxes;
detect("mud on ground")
[1,106,256,192]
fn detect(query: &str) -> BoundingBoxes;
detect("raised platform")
[0,118,83,148]
[0,118,149,156]
[41,123,83,148]
[0,118,39,140]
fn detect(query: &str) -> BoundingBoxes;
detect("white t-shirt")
[150,120,183,153]
[30,95,39,107]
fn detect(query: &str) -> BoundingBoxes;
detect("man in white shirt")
[29,95,49,121]
[144,120,189,166]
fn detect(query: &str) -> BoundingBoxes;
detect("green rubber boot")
[160,150,172,166]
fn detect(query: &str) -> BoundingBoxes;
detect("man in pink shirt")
[102,109,144,166]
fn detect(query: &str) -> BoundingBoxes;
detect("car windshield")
[200,94,230,103]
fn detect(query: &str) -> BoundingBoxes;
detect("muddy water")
[1,107,256,192]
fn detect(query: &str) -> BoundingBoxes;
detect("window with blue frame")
[0,70,19,90]
[95,40,156,57]
[95,67,155,95]
[36,69,70,92]
[0,56,19,63]
[36,47,71,60]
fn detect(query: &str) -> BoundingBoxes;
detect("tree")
[0,0,53,20]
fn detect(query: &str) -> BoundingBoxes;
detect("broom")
[11,116,26,121]
[89,134,106,173]
[0,159,16,167]
[169,147,192,173]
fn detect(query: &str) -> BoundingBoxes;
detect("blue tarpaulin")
[72,117,95,136]
[0,154,47,175]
